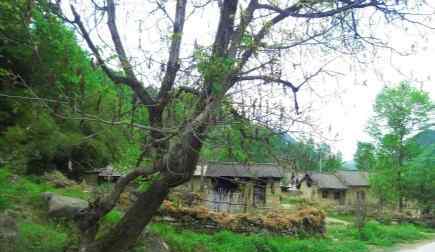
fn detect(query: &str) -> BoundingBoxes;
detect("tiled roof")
[195,163,284,178]
[309,172,347,189]
[335,170,369,187]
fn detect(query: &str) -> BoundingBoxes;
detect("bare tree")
[51,0,434,251]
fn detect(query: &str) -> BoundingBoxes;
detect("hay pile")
[158,201,325,235]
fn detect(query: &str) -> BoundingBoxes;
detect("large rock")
[0,213,18,252]
[42,192,88,219]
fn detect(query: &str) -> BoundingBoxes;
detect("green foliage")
[354,142,376,170]
[0,166,88,211]
[16,221,69,252]
[403,145,435,213]
[0,166,81,251]
[0,3,145,175]
[369,82,432,139]
[149,220,431,252]
[356,221,425,247]
[365,82,433,208]
[195,48,235,94]
[152,222,429,252]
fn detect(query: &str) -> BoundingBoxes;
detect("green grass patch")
[360,221,426,246]
[0,167,88,211]
[0,167,81,251]
[280,196,306,205]
[150,223,369,252]
[149,220,433,252]
[16,221,69,252]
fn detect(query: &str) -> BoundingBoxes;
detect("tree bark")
[80,179,170,252]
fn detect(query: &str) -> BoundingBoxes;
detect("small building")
[83,165,123,185]
[335,170,369,205]
[184,162,283,213]
[298,170,369,206]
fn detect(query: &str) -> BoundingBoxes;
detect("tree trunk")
[80,179,170,252]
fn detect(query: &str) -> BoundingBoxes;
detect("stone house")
[83,165,122,185]
[298,170,369,206]
[183,162,283,213]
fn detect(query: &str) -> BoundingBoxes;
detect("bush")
[359,221,424,246]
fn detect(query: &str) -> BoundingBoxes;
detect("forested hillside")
[0,2,145,176]
[414,129,435,146]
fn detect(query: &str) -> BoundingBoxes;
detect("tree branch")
[212,0,239,57]
[76,166,158,232]
[70,5,156,108]
[106,0,136,79]
[158,0,188,108]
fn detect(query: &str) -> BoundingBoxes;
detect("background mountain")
[414,129,435,146]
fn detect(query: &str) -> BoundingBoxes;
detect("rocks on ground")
[43,170,77,188]
[42,192,88,219]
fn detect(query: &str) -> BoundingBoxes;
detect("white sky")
[312,33,435,160]
[64,1,435,161]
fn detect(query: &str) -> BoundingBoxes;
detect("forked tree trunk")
[79,180,170,252]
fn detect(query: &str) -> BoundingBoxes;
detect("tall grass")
[150,223,369,252]
[149,219,432,252]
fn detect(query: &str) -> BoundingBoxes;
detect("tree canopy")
[364,83,433,211]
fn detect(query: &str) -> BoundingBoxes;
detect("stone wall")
[156,201,326,236]
[175,178,282,213]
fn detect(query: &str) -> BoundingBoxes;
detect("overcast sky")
[65,1,435,161]
[312,31,435,160]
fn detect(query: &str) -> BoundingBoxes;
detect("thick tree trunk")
[80,179,170,252]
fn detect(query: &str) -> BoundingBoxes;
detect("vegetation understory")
[1,167,433,252]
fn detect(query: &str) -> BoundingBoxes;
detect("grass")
[1,167,433,252]
[0,167,88,209]
[149,220,433,252]
[16,221,70,252]
[0,167,81,251]
[150,223,368,252]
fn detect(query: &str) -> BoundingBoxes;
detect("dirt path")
[376,238,435,252]
[393,240,435,252]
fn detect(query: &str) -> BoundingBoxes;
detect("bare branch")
[76,166,158,231]
[106,0,137,79]
[69,4,156,108]
[158,0,188,107]
[235,75,298,91]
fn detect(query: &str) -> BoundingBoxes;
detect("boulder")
[0,213,18,252]
[42,192,88,219]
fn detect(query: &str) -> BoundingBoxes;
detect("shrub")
[359,221,425,246]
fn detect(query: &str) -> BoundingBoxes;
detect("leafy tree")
[0,2,145,175]
[2,0,433,251]
[403,145,435,214]
[354,142,376,171]
[368,83,433,210]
